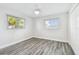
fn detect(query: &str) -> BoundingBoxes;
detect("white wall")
[0,6,33,49]
[69,4,79,54]
[33,13,68,42]
[0,5,69,49]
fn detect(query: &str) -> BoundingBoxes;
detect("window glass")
[45,18,60,29]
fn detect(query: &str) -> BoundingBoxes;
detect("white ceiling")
[0,3,74,18]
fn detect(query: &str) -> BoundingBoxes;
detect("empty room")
[0,3,79,55]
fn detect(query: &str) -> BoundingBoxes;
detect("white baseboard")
[33,36,68,43]
[0,36,68,49]
[68,41,76,55]
[0,36,32,49]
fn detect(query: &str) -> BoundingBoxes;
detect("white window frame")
[45,18,60,29]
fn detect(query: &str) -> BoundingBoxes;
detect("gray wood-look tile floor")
[0,37,75,55]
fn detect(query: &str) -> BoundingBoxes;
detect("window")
[8,15,25,29]
[45,18,60,29]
